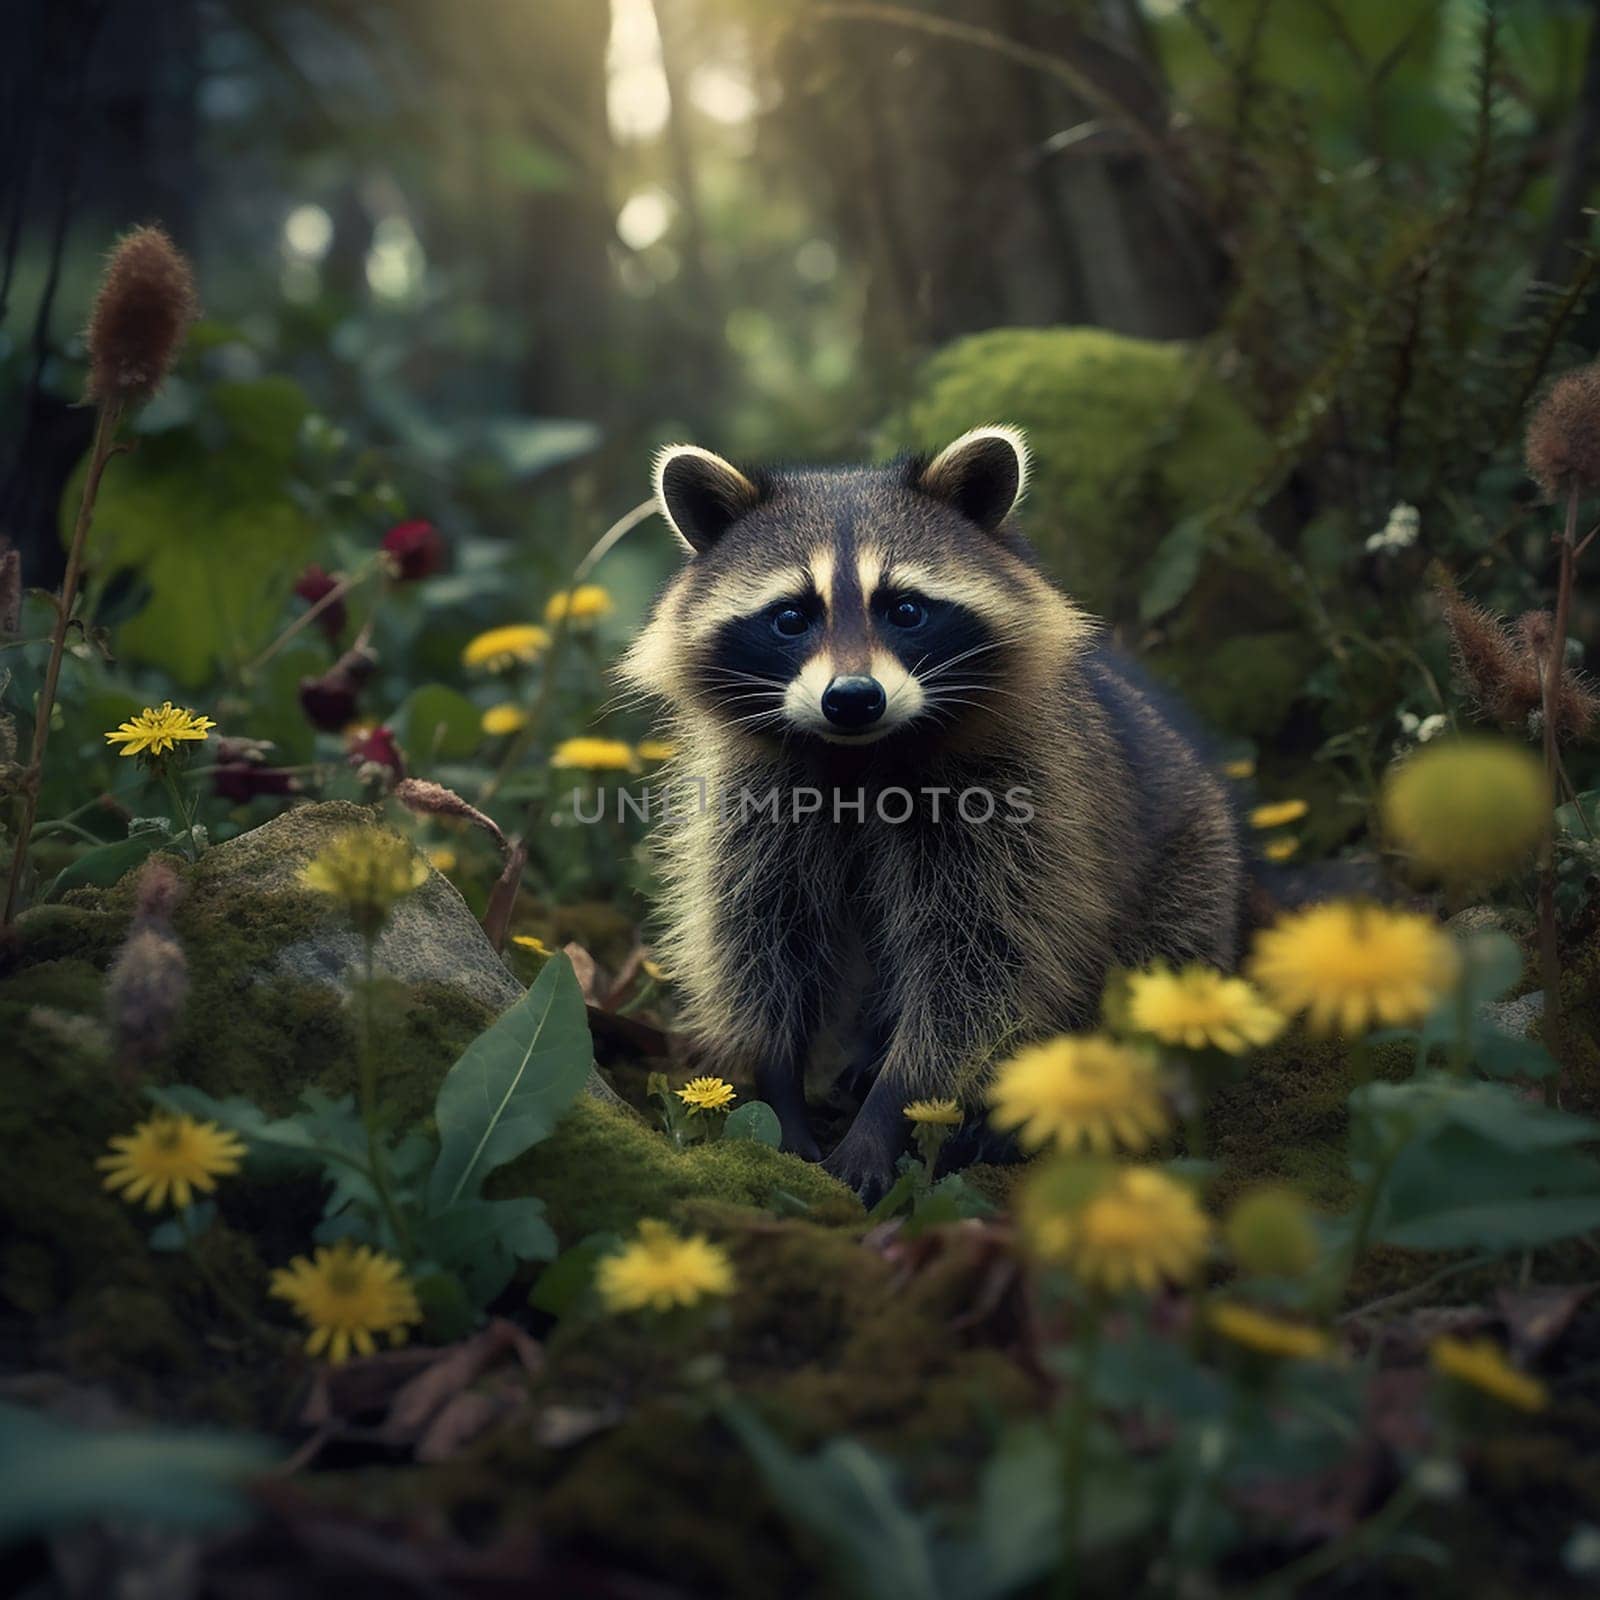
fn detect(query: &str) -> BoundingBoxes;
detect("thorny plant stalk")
[359,930,413,1259]
[1537,480,1581,1101]
[3,399,126,923]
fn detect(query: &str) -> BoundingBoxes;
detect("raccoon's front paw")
[780,1119,822,1164]
[823,1129,897,1207]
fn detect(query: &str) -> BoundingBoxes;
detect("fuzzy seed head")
[1526,362,1600,500]
[84,225,198,406]
[106,924,190,1068]
[392,778,506,848]
[133,858,185,925]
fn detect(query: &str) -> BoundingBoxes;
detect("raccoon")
[619,427,1245,1201]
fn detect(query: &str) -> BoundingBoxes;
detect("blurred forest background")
[3,0,1600,862]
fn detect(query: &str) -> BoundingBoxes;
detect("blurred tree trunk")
[767,0,1224,368]
[0,0,200,589]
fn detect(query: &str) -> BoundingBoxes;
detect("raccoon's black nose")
[821,675,886,730]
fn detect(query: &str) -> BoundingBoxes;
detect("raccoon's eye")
[771,605,810,639]
[886,596,926,630]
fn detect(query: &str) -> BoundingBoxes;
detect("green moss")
[514,1098,862,1239]
[885,326,1273,619]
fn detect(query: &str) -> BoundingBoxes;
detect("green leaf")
[1384,1193,1600,1251]
[0,1402,273,1542]
[1139,512,1210,622]
[44,833,166,899]
[65,378,316,684]
[413,1268,477,1343]
[719,1401,940,1600]
[148,1201,217,1253]
[397,684,484,762]
[427,953,592,1212]
[723,1100,782,1147]
[415,1196,557,1305]
[529,1231,623,1318]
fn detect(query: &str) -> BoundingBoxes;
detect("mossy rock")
[884,326,1273,619]
[519,1097,861,1239]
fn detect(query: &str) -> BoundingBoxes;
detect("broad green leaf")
[1384,1194,1600,1251]
[416,1196,558,1304]
[1139,512,1210,622]
[0,1402,273,1542]
[529,1231,622,1318]
[427,953,592,1212]
[398,683,484,762]
[719,1401,940,1600]
[723,1100,782,1148]
[45,833,166,899]
[64,377,315,684]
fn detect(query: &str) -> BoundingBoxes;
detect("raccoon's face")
[625,428,1076,748]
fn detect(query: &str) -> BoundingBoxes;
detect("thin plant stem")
[1537,481,1581,1103]
[1242,1476,1425,1599]
[359,931,413,1258]
[243,558,378,675]
[1057,1293,1104,1600]
[159,764,202,862]
[3,398,126,923]
[177,1200,268,1342]
[1324,1144,1398,1318]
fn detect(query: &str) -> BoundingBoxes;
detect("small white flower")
[1415,713,1447,742]
[1365,502,1420,554]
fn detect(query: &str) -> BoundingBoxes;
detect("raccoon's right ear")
[653,445,764,554]
[914,425,1030,534]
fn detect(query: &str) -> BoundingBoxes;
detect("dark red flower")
[347,723,406,781]
[299,644,377,732]
[213,763,300,803]
[380,519,446,582]
[293,564,347,641]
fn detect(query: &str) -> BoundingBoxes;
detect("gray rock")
[1482,990,1545,1040]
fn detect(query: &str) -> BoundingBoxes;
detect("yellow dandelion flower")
[1208,1301,1331,1361]
[550,736,636,771]
[461,623,551,672]
[1123,964,1285,1054]
[1262,836,1299,863]
[635,739,677,763]
[677,1075,737,1113]
[1249,798,1309,830]
[105,701,216,761]
[989,1035,1169,1154]
[512,934,553,957]
[481,703,528,737]
[1248,901,1459,1036]
[544,585,614,627]
[300,827,428,935]
[269,1240,423,1364]
[97,1113,246,1211]
[1382,738,1548,884]
[904,1098,963,1126]
[1022,1164,1211,1293]
[596,1219,736,1314]
[423,846,457,874]
[1430,1335,1547,1413]
[1222,758,1256,780]
[641,958,667,983]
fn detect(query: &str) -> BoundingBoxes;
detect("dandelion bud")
[1382,737,1549,885]
[1225,1186,1320,1279]
[106,924,189,1069]
[1526,361,1600,501]
[392,777,506,849]
[0,547,20,635]
[380,519,446,582]
[293,564,348,642]
[83,225,199,407]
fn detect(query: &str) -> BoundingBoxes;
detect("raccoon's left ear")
[653,445,764,554]
[915,425,1030,533]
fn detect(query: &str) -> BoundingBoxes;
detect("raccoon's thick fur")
[620,427,1245,1200]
